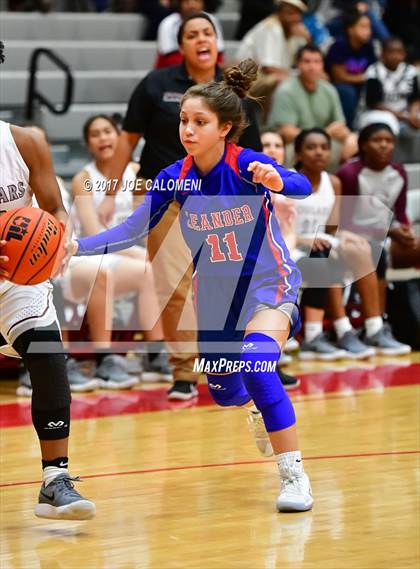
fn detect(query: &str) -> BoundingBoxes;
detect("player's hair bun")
[223,59,259,99]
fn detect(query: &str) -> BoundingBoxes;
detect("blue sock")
[240,332,296,432]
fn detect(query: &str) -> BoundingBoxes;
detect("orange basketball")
[0,207,63,285]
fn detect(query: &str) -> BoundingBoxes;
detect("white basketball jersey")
[0,121,32,215]
[0,121,33,295]
[83,161,136,229]
[294,171,336,237]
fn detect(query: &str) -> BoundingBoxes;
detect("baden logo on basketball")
[29,218,59,266]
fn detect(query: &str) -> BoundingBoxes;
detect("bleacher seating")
[0,13,147,41]
[0,11,240,178]
[0,11,239,41]
[0,7,418,186]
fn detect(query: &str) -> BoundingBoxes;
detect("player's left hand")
[51,221,73,278]
[0,239,10,281]
[247,161,284,192]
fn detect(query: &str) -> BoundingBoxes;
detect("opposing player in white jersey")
[0,42,95,520]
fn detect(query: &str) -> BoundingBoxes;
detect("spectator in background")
[235,0,275,40]
[139,0,172,40]
[155,0,224,68]
[328,1,390,43]
[236,0,310,82]
[383,0,420,64]
[326,10,376,128]
[261,129,294,248]
[337,123,419,341]
[259,128,301,377]
[267,44,357,169]
[261,129,285,164]
[302,3,332,52]
[274,128,410,359]
[72,115,172,387]
[357,37,420,161]
[286,129,380,360]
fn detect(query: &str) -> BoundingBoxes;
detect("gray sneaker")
[124,352,144,376]
[16,368,32,397]
[95,354,140,389]
[142,351,173,382]
[364,324,412,356]
[67,358,98,393]
[336,331,376,360]
[279,351,293,365]
[16,360,98,396]
[299,333,347,361]
[35,473,96,520]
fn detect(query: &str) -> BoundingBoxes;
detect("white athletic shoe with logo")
[247,409,273,457]
[276,452,313,512]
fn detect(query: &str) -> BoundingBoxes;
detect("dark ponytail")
[181,59,259,142]
[223,59,259,99]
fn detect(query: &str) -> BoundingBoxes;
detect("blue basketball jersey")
[77,143,311,301]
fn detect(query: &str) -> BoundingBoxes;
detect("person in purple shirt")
[326,10,376,128]
[67,59,314,513]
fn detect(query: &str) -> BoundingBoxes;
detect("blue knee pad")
[241,332,296,432]
[206,372,252,407]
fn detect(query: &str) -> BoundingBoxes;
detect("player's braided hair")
[181,59,259,142]
[0,41,5,65]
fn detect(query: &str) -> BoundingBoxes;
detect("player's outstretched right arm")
[73,173,174,257]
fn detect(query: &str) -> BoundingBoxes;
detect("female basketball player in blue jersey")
[68,59,314,512]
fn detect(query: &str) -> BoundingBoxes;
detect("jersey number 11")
[206,231,243,263]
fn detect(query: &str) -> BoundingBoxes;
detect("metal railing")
[25,48,73,121]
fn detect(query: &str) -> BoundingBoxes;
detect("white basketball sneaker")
[276,451,313,512]
[246,408,274,457]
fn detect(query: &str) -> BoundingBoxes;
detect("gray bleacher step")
[49,140,90,179]
[218,12,239,40]
[55,158,90,180]
[2,40,240,72]
[40,103,128,141]
[0,70,146,105]
[3,41,158,72]
[0,13,146,41]
[218,0,238,13]
[1,11,238,41]
[405,163,420,191]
